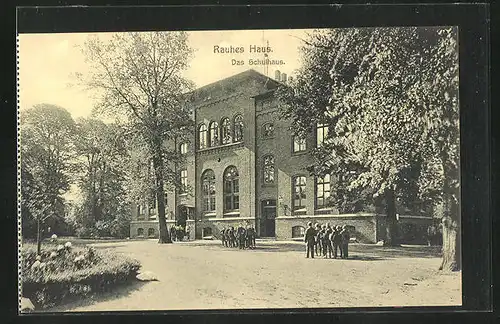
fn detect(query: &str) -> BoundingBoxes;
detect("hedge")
[21,243,141,309]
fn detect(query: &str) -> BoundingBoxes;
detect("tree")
[20,104,76,254]
[79,32,195,243]
[277,27,460,267]
[73,118,130,237]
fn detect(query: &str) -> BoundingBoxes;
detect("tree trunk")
[439,194,461,271]
[152,149,172,244]
[383,187,399,247]
[36,218,42,255]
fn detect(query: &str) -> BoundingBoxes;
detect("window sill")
[197,141,243,153]
[292,151,308,156]
[262,183,276,187]
[203,212,217,217]
[223,211,240,216]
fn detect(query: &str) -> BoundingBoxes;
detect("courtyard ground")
[46,239,461,311]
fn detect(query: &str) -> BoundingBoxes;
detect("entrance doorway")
[260,199,276,237]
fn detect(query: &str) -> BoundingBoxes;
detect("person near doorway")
[304,222,316,258]
[314,223,322,256]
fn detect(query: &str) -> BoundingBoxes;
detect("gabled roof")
[187,69,282,104]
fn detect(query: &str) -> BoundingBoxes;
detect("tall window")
[209,122,219,147]
[316,174,331,208]
[263,155,275,184]
[293,176,307,211]
[224,166,239,211]
[221,118,232,144]
[202,170,216,212]
[198,124,208,149]
[233,115,244,142]
[262,123,274,138]
[316,122,329,147]
[180,169,188,193]
[180,142,188,154]
[293,135,306,153]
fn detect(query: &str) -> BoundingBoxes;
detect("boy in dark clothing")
[304,222,316,258]
[221,228,226,246]
[325,224,334,258]
[340,225,350,259]
[320,225,328,258]
[314,223,322,256]
[332,226,342,258]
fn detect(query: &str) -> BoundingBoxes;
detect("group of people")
[220,225,256,249]
[304,222,351,259]
[170,225,190,242]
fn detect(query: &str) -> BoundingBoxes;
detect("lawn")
[43,239,461,311]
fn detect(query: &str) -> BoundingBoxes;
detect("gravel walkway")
[48,239,461,311]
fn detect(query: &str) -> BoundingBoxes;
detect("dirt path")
[48,240,461,311]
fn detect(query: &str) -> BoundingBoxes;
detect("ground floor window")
[137,228,144,236]
[293,176,307,213]
[292,226,305,238]
[316,174,331,209]
[148,228,156,237]
[203,227,213,237]
[224,166,240,211]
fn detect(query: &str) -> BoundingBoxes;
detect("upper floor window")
[224,166,239,211]
[262,123,274,138]
[292,176,307,211]
[221,118,232,144]
[263,155,275,184]
[316,174,331,209]
[209,122,219,147]
[180,169,188,193]
[202,169,216,212]
[316,122,329,147]
[180,142,188,154]
[293,134,306,153]
[233,115,244,142]
[198,124,208,149]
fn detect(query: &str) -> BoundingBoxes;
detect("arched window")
[198,124,208,149]
[137,228,144,237]
[233,115,244,142]
[292,176,307,211]
[262,122,274,138]
[148,228,156,237]
[202,169,216,212]
[221,118,232,144]
[224,166,239,211]
[263,155,275,184]
[293,134,306,153]
[316,122,329,147]
[316,174,331,208]
[209,122,219,147]
[180,142,188,154]
[292,226,305,238]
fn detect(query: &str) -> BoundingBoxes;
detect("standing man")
[304,222,316,258]
[332,225,342,259]
[341,225,350,259]
[314,223,322,256]
[325,223,334,258]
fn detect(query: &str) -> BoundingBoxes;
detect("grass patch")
[21,241,141,309]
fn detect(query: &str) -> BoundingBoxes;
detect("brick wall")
[275,214,380,243]
[196,217,256,240]
[130,219,195,240]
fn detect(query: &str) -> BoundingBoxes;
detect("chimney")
[281,73,287,83]
[275,70,281,81]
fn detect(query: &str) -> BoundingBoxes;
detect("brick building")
[129,69,432,243]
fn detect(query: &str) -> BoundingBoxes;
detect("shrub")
[21,243,141,309]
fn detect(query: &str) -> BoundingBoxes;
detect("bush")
[21,243,141,309]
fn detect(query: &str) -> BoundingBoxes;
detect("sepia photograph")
[18,27,461,312]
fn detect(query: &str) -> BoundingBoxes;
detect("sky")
[18,29,314,120]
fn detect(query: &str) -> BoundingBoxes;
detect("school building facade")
[129,69,433,243]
